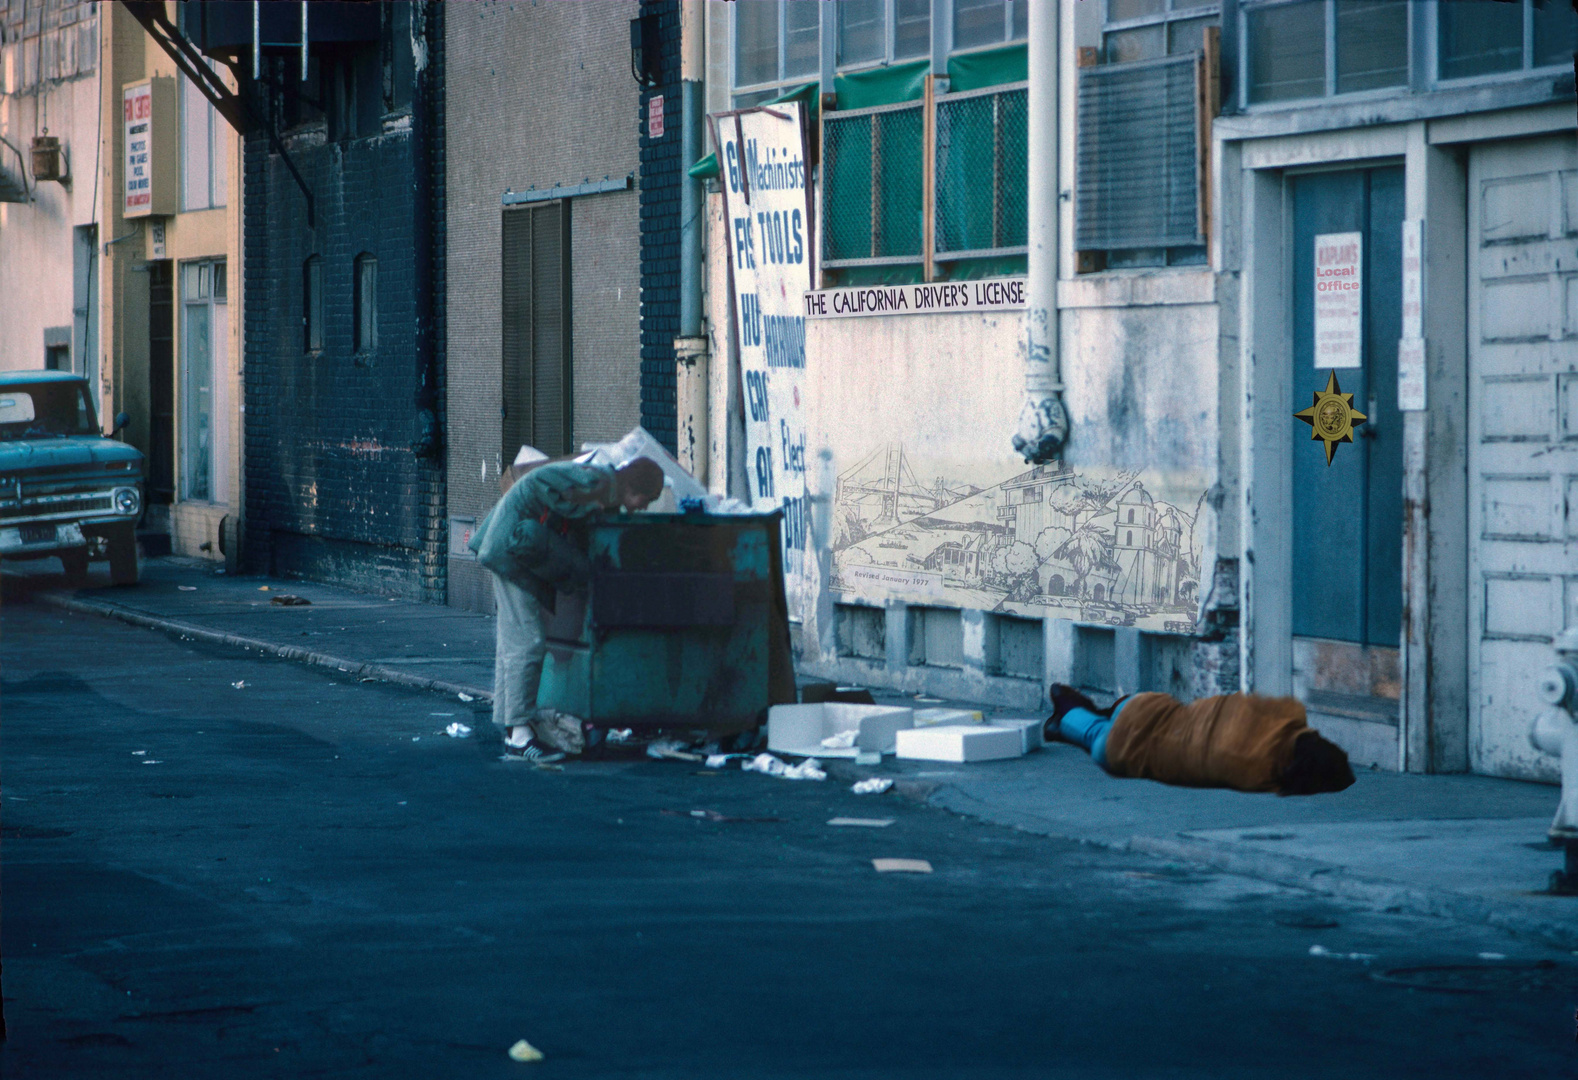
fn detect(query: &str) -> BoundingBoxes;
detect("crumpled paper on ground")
[530,710,586,755]
[647,739,705,762]
[851,777,894,795]
[444,722,472,738]
[743,753,826,781]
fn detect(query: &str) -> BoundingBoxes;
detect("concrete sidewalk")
[21,555,496,701]
[17,555,1578,949]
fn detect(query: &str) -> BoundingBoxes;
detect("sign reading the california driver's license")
[713,102,812,609]
[1314,232,1362,369]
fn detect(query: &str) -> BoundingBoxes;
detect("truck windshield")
[0,382,97,440]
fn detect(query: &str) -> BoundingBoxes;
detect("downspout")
[410,1,440,463]
[1012,0,1069,464]
[673,0,709,483]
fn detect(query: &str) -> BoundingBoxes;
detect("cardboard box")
[913,707,984,727]
[768,703,914,758]
[985,718,1045,755]
[894,724,1024,763]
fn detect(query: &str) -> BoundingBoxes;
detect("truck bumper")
[0,522,88,557]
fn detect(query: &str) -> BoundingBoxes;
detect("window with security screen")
[1076,55,1204,254]
[1075,42,1218,273]
[1078,1,1219,270]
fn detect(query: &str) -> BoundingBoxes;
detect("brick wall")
[638,0,680,455]
[242,14,446,602]
[443,0,642,613]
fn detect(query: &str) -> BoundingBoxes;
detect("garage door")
[1468,134,1578,781]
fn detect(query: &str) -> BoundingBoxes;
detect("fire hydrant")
[1532,628,1578,894]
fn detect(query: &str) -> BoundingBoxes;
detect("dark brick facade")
[242,6,445,602]
[637,0,680,454]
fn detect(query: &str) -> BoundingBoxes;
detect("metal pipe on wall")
[1012,0,1068,464]
[678,0,704,338]
[674,0,709,483]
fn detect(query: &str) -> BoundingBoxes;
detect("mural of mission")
[830,444,1208,634]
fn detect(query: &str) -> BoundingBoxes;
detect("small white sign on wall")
[648,94,664,139]
[1401,219,1423,340]
[1398,338,1426,412]
[1314,231,1362,369]
[1398,220,1425,411]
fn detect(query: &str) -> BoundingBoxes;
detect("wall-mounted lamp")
[630,14,661,88]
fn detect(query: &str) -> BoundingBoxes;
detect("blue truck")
[0,370,143,585]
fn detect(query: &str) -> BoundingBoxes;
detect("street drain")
[1372,961,1570,995]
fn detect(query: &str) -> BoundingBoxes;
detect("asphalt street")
[4,594,1577,1078]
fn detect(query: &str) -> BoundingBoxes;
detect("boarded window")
[1076,53,1203,252]
[989,614,1042,680]
[835,603,887,660]
[908,606,963,668]
[501,202,572,460]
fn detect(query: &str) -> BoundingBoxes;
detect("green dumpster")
[535,510,797,731]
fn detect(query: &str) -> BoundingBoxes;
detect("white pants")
[492,575,546,734]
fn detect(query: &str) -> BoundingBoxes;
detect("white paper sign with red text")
[1314,231,1362,369]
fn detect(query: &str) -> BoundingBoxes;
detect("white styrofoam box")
[894,724,1024,763]
[986,718,1045,755]
[913,707,985,727]
[768,703,914,759]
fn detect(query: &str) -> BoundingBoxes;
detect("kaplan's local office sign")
[805,278,1026,319]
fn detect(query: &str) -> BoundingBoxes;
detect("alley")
[3,597,1575,1078]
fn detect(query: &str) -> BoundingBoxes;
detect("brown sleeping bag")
[1103,692,1354,795]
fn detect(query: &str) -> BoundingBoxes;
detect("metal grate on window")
[1076,54,1202,252]
[822,100,924,265]
[934,83,1027,259]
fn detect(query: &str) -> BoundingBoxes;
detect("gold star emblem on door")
[1294,371,1368,465]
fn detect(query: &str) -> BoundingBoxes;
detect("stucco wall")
[0,59,97,375]
[444,0,641,613]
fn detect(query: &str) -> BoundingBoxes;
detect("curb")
[34,591,494,704]
[925,784,1578,950]
[1128,835,1578,951]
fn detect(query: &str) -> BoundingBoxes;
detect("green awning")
[946,42,1029,92]
[688,152,719,180]
[762,81,822,126]
[833,58,929,110]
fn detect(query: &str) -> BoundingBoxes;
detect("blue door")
[1290,167,1404,648]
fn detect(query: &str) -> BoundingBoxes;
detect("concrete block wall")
[638,0,680,455]
[808,600,1196,712]
[443,0,643,614]
[242,22,446,601]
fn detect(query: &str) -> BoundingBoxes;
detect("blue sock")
[1057,698,1130,771]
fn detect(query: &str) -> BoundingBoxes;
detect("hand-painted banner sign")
[712,102,813,609]
[804,278,1027,319]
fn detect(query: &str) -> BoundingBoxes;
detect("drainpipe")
[1011,0,1069,464]
[673,0,709,484]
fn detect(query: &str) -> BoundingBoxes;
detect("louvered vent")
[1076,54,1203,252]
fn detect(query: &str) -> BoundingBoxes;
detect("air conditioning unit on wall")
[31,133,67,184]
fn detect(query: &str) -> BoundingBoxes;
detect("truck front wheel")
[107,525,140,586]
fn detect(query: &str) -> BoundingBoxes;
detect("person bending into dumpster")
[470,456,666,762]
[1044,684,1356,796]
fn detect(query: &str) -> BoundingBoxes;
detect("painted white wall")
[0,70,101,374]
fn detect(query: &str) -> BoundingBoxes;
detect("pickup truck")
[0,370,143,585]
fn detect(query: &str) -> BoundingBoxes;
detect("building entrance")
[1289,166,1405,766]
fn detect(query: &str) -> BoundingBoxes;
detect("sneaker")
[501,739,566,764]
[1045,683,1100,743]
